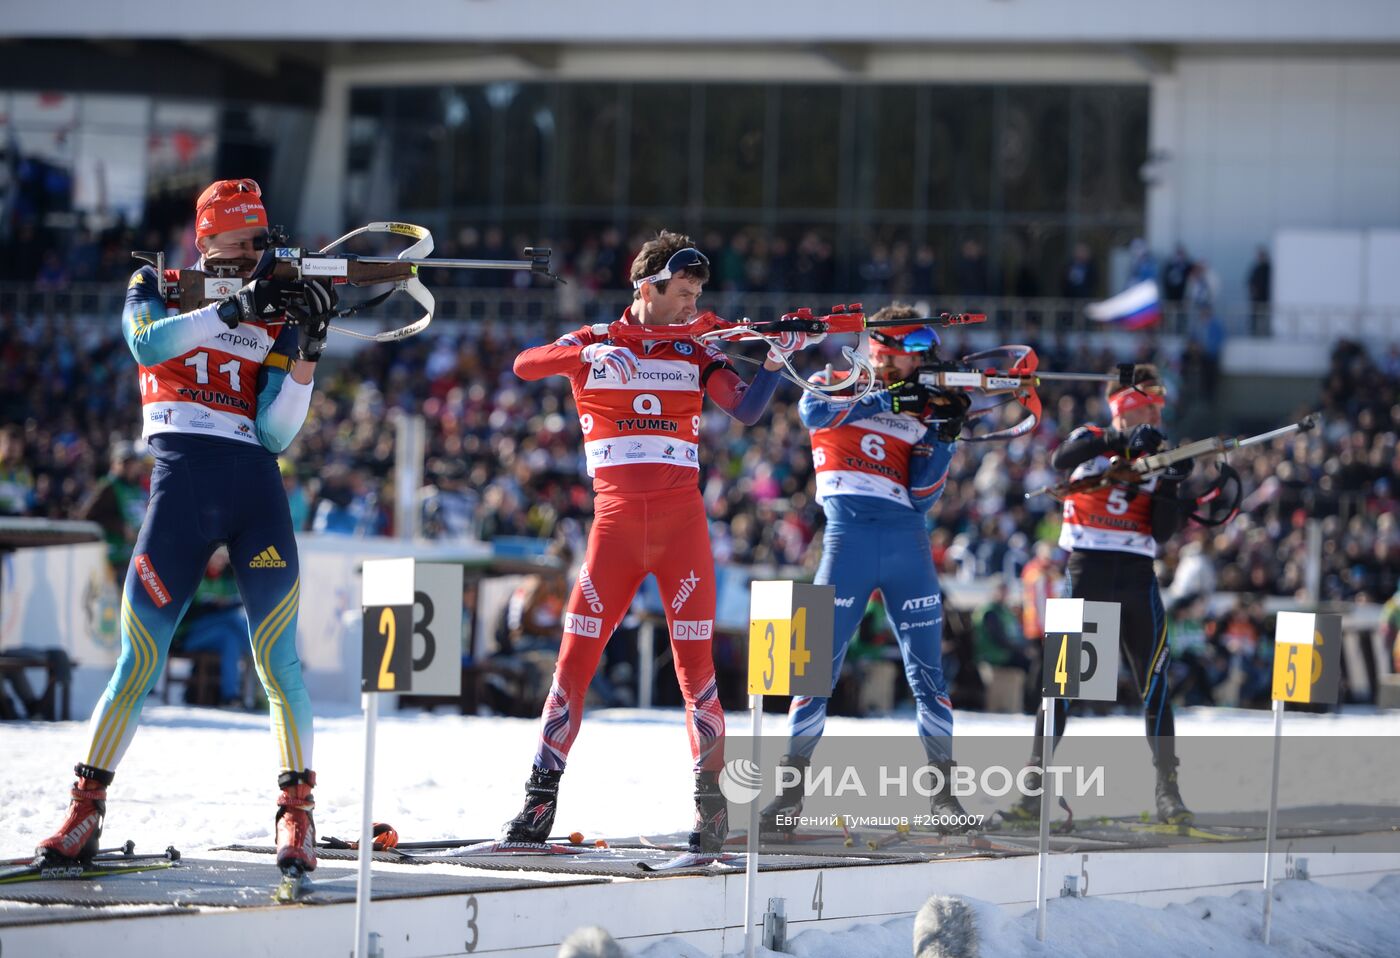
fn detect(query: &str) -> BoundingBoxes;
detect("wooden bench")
[160,650,258,708]
[0,648,73,721]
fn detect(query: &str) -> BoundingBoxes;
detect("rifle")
[134,222,559,343]
[1025,413,1320,524]
[589,304,1134,442]
[906,351,1137,442]
[590,303,986,407]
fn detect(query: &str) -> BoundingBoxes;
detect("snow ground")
[3,704,1395,852]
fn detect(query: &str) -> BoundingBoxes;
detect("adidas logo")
[250,545,288,569]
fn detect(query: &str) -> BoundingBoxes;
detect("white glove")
[580,343,641,383]
[766,330,826,364]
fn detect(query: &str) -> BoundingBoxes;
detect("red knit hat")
[194,178,268,238]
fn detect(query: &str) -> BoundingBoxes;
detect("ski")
[273,865,312,903]
[0,847,180,885]
[637,851,745,872]
[1122,821,1246,843]
[449,839,593,857]
[2,840,136,867]
[320,832,592,852]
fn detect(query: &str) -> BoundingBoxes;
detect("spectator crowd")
[1,219,1266,326]
[1,288,1395,713]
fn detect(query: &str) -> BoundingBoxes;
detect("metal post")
[1262,698,1285,945]
[763,897,788,951]
[638,619,656,708]
[354,692,380,958]
[743,693,763,958]
[1035,696,1056,943]
[1304,519,1322,605]
[393,414,425,541]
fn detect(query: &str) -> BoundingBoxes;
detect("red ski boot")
[275,770,317,873]
[36,764,114,864]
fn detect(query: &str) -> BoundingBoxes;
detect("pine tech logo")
[250,545,288,569]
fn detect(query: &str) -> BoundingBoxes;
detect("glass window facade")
[344,81,1148,296]
[0,89,314,282]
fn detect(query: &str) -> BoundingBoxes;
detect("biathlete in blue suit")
[761,303,978,834]
[37,179,335,874]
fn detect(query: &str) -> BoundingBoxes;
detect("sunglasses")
[632,247,711,289]
[870,326,940,353]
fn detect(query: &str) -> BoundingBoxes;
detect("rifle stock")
[1025,413,1319,502]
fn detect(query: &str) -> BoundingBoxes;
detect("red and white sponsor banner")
[573,342,712,481]
[137,319,281,446]
[810,411,922,507]
[1060,456,1160,557]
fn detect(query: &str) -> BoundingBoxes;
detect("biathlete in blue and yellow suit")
[37,179,337,873]
[761,303,978,834]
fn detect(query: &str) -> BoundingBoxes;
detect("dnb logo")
[719,757,763,805]
[564,612,602,638]
[671,619,713,641]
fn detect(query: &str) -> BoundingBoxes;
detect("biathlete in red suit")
[502,231,822,853]
[1002,365,1196,827]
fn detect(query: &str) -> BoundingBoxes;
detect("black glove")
[930,389,972,442]
[287,280,338,362]
[1127,423,1166,458]
[887,380,932,418]
[1162,457,1195,481]
[222,279,297,329]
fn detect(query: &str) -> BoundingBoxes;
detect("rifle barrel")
[1035,371,1123,383]
[1234,415,1318,449]
[355,256,540,271]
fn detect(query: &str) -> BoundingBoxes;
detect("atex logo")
[719,758,764,805]
[901,595,941,611]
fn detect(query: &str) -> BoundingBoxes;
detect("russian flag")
[1085,279,1161,330]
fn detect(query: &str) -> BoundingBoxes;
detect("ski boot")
[502,766,563,843]
[928,761,978,834]
[1155,758,1194,825]
[758,754,810,836]
[992,767,1041,829]
[688,771,729,853]
[36,763,113,864]
[275,770,317,872]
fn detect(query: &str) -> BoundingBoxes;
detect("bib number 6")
[860,433,887,462]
